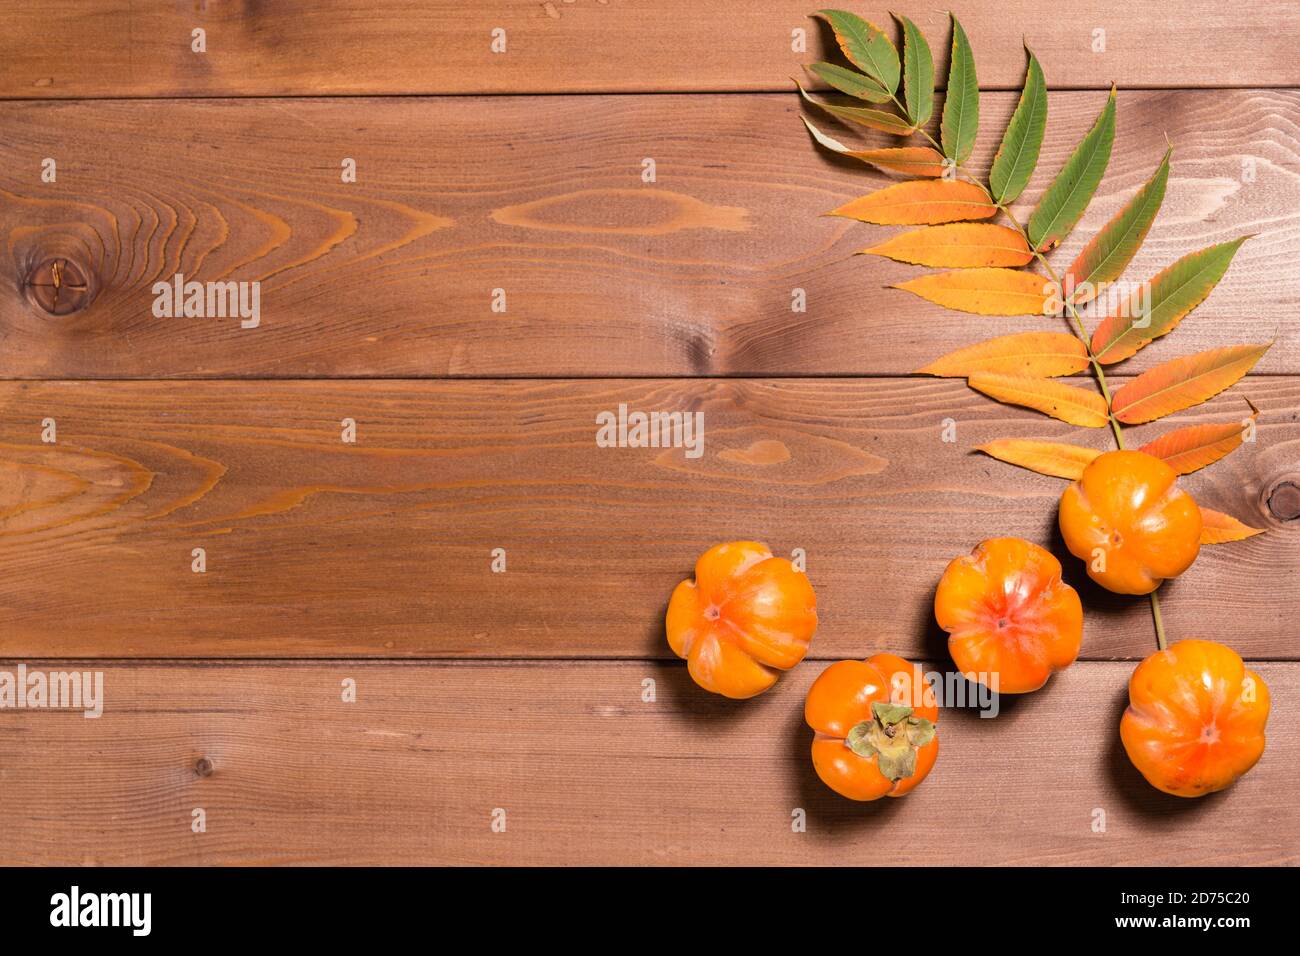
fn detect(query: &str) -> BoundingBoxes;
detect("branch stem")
[1148,588,1168,652]
[909,124,1162,649]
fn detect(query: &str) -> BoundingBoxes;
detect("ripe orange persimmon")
[666,541,816,698]
[934,537,1082,694]
[1121,639,1270,797]
[805,654,939,801]
[1058,449,1201,595]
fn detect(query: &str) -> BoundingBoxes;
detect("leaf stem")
[1026,241,1126,449]
[1148,588,1168,652]
[947,173,1129,448]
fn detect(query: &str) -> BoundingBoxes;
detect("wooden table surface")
[1,1,1296,866]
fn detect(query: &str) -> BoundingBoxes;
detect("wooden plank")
[2,2,1296,97]
[3,90,1296,378]
[0,660,1294,865]
[2,378,1295,660]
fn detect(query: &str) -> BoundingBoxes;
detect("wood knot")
[195,757,215,777]
[684,330,717,374]
[23,257,94,315]
[1266,480,1300,522]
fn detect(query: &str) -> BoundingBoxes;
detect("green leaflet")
[818,9,900,94]
[807,61,891,103]
[988,50,1047,204]
[940,14,979,164]
[1063,147,1170,302]
[1091,237,1250,364]
[1028,88,1116,251]
[796,82,915,135]
[895,13,934,126]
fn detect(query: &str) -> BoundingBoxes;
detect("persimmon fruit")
[1058,449,1202,595]
[934,537,1083,694]
[805,654,939,801]
[1121,639,1269,798]
[666,541,816,699]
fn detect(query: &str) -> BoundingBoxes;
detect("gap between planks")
[5,655,1298,664]
[2,374,1297,383]
[4,86,1298,105]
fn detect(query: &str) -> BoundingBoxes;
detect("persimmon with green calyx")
[934,537,1083,694]
[805,654,939,801]
[1121,639,1269,797]
[1058,449,1202,595]
[666,541,817,699]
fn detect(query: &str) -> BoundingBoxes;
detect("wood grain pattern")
[1,660,1294,865]
[3,90,1296,378]
[3,1,1297,97]
[3,378,1295,660]
[3,3,1297,872]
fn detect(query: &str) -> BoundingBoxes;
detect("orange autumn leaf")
[1138,403,1257,475]
[821,107,917,135]
[917,331,1088,377]
[800,116,934,172]
[1090,238,1249,365]
[830,179,996,225]
[849,146,949,177]
[967,373,1110,427]
[864,223,1033,268]
[894,268,1055,315]
[975,439,1101,479]
[1198,508,1265,544]
[1111,344,1270,424]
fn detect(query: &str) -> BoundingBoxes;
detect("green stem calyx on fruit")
[845,701,936,781]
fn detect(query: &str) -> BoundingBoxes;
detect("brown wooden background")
[1,1,1296,866]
